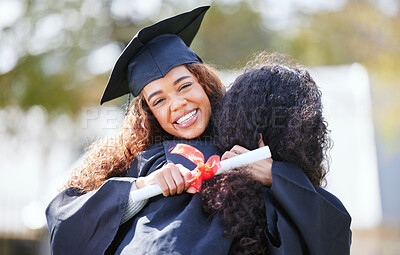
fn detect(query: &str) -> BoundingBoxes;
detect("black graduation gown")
[265,161,352,254]
[46,140,351,255]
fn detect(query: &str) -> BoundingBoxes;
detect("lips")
[174,109,198,128]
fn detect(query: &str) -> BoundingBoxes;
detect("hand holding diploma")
[132,144,272,202]
[221,139,273,186]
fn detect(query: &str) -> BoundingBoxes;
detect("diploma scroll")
[131,146,271,202]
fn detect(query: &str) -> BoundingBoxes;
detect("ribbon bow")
[170,143,220,191]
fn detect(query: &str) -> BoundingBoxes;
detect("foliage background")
[1,0,399,145]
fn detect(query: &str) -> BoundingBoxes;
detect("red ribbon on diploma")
[170,143,221,191]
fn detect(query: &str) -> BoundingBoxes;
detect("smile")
[175,109,197,125]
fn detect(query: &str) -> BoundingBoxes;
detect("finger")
[247,158,273,186]
[178,166,192,180]
[162,166,177,196]
[154,173,169,197]
[186,186,198,194]
[230,145,250,155]
[221,151,238,161]
[170,166,185,194]
[177,165,193,191]
[184,181,191,191]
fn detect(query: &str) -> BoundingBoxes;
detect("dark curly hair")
[215,53,330,186]
[201,53,331,254]
[201,170,269,255]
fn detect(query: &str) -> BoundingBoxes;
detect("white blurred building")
[310,64,381,229]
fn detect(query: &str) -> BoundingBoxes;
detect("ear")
[258,133,265,147]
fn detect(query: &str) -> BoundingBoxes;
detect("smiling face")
[142,65,212,139]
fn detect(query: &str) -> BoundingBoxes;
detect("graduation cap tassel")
[125,94,131,116]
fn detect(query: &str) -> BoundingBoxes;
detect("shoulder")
[315,186,351,216]
[271,161,315,192]
[126,142,165,177]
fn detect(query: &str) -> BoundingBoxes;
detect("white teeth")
[176,110,196,124]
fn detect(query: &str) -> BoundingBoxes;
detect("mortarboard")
[100,6,210,104]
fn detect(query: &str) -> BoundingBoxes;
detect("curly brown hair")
[65,63,225,191]
[201,53,331,254]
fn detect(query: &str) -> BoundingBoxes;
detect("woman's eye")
[179,83,192,91]
[153,98,165,106]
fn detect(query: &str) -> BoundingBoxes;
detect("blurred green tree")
[281,0,400,145]
[0,0,399,146]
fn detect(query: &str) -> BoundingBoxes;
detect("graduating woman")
[46,6,351,255]
[46,6,238,254]
[202,53,352,254]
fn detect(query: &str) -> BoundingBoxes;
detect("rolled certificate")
[130,184,163,203]
[131,146,271,202]
[216,146,271,175]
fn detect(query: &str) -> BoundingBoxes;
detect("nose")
[170,95,187,112]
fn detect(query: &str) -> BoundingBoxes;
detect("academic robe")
[46,140,351,255]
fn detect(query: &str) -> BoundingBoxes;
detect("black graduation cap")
[100,6,210,104]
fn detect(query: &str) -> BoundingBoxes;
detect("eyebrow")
[173,76,191,85]
[147,90,162,103]
[147,76,192,102]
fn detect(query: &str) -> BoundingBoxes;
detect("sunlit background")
[1,0,400,254]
